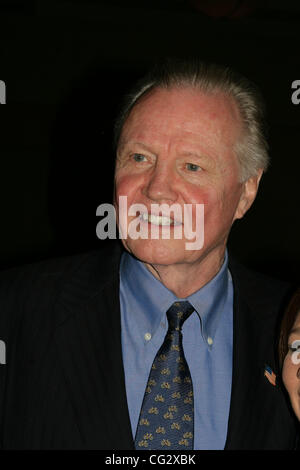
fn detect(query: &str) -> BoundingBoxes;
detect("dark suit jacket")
[0,241,298,449]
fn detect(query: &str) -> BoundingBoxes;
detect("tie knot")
[166,301,194,332]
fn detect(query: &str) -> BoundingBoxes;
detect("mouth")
[139,212,182,227]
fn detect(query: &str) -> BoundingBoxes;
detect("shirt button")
[144,332,152,341]
[207,337,213,346]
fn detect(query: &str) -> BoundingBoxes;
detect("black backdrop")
[0,0,299,284]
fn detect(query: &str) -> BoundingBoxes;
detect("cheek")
[185,173,238,206]
[183,183,214,206]
[186,184,230,222]
[180,186,225,239]
[115,173,141,201]
[282,356,295,390]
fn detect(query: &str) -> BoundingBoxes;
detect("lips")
[139,212,182,226]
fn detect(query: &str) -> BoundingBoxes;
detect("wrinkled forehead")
[118,85,243,149]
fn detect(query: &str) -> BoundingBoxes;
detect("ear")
[234,168,264,220]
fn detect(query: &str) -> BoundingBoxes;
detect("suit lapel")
[53,243,134,449]
[224,289,258,449]
[85,279,134,449]
[224,259,280,449]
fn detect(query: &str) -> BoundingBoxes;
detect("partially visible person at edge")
[0,58,298,449]
[279,287,300,425]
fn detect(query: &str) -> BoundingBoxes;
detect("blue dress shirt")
[119,251,233,450]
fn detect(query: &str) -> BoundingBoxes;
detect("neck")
[144,248,226,298]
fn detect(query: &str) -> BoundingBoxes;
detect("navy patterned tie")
[135,301,194,450]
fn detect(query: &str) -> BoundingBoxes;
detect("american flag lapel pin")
[264,364,277,387]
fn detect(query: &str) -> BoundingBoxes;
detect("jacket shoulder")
[228,255,292,311]
[0,242,122,348]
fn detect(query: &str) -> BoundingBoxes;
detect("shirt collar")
[120,251,230,347]
[120,253,176,341]
[187,251,231,346]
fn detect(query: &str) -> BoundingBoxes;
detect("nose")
[142,161,178,203]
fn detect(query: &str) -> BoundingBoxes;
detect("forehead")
[289,310,300,337]
[293,311,300,328]
[119,86,242,149]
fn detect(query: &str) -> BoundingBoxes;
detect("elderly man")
[0,59,298,450]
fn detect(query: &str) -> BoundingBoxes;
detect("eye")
[288,340,300,353]
[186,163,201,172]
[133,153,147,163]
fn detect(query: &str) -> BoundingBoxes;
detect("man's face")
[114,86,259,269]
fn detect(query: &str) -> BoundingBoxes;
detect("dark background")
[0,0,299,284]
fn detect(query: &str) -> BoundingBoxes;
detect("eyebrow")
[289,326,300,336]
[117,140,217,172]
[180,150,207,158]
[180,150,214,163]
[119,142,212,162]
[118,141,154,153]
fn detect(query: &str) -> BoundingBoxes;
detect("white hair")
[114,59,269,182]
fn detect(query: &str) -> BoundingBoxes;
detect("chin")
[122,239,187,267]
